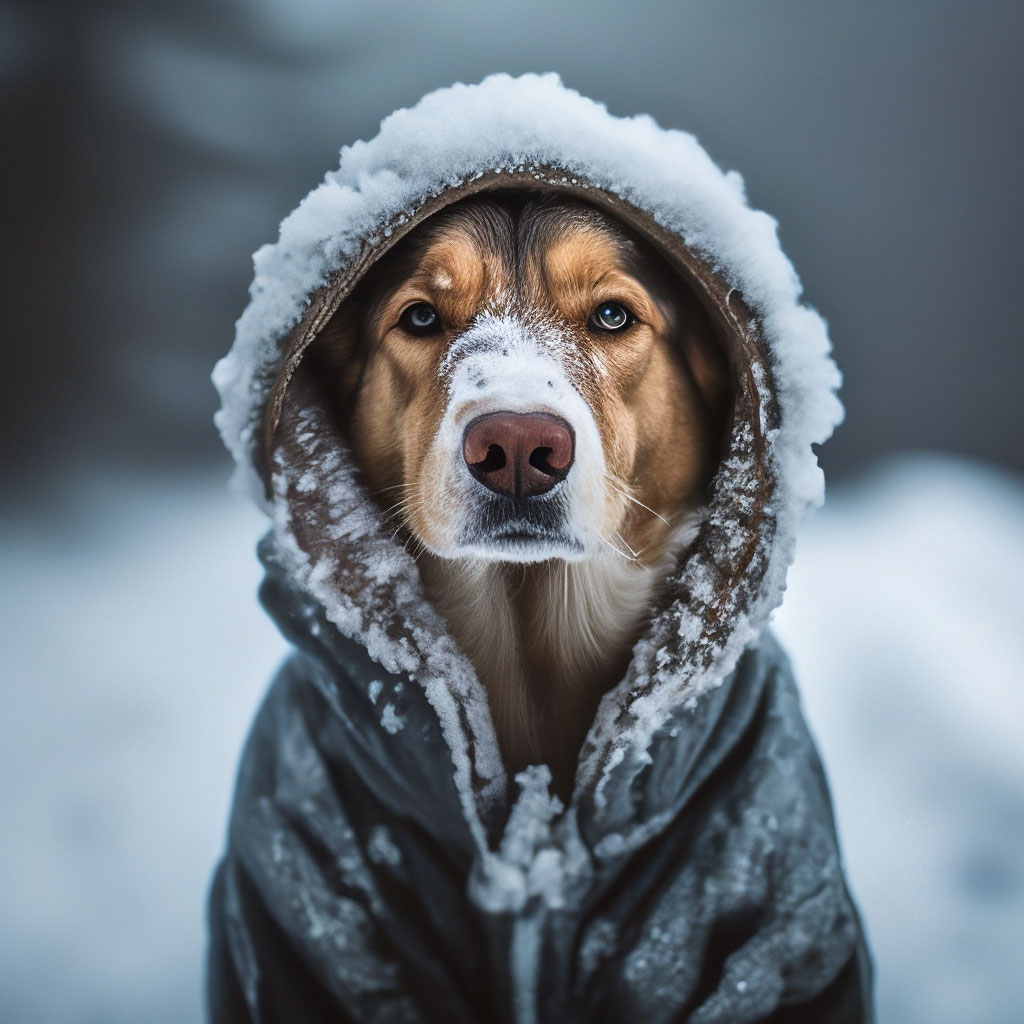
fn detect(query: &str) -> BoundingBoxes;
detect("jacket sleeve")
[761,925,874,1024]
[206,854,364,1024]
[206,859,253,1024]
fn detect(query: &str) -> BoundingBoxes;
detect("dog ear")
[638,255,730,453]
[674,287,730,442]
[304,296,368,435]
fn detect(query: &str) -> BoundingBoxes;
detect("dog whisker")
[598,533,637,563]
[382,511,410,535]
[606,476,671,528]
[379,500,410,526]
[382,495,431,544]
[380,491,431,535]
[613,530,641,560]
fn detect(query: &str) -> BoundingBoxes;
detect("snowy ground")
[772,456,1024,1024]
[0,472,287,1024]
[1,454,1021,1022]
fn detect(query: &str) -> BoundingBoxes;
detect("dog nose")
[463,411,574,498]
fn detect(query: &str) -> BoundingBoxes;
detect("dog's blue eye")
[590,302,633,332]
[399,302,441,335]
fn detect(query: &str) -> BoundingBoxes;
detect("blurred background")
[1,1,1021,1021]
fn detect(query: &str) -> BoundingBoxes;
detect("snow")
[379,703,404,734]
[2,454,1021,1021]
[366,825,402,868]
[470,765,590,916]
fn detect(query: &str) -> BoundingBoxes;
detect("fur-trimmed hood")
[208,73,870,1023]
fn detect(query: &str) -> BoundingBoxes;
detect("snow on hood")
[212,72,842,864]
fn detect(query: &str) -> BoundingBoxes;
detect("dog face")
[314,192,727,566]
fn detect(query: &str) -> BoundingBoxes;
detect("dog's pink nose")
[463,411,574,498]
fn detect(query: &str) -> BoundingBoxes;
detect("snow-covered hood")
[212,69,842,854]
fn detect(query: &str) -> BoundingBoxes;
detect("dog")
[210,77,872,1021]
[310,192,728,797]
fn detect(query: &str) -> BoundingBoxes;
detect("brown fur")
[311,193,727,797]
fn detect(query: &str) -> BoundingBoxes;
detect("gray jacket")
[207,73,872,1023]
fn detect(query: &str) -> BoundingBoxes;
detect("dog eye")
[589,301,634,332]
[399,302,442,335]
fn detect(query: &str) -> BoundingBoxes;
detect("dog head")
[313,192,728,566]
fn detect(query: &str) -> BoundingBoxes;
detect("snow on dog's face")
[313,192,727,565]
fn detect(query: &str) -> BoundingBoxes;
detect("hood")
[212,71,842,856]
